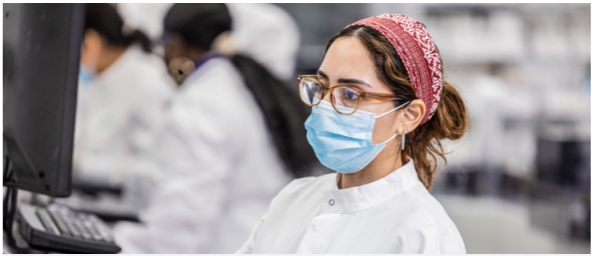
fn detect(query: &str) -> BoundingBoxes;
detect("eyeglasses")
[298,75,404,115]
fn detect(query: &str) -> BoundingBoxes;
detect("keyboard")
[52,192,140,223]
[16,203,121,253]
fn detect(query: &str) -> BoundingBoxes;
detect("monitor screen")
[3,3,84,197]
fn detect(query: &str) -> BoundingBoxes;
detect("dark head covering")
[164,3,232,51]
[84,3,151,52]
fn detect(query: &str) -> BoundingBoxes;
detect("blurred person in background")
[237,14,469,253]
[73,3,175,187]
[112,3,316,253]
[116,3,300,82]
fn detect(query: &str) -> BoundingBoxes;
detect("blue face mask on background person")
[78,64,95,86]
[305,100,408,174]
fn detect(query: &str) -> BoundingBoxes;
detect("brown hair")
[326,25,469,190]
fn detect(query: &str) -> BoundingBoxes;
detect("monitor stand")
[4,156,18,248]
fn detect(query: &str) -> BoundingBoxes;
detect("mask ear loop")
[384,132,398,144]
[376,101,410,118]
[378,101,410,145]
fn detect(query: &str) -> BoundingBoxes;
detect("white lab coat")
[113,57,292,253]
[73,45,175,186]
[237,160,467,254]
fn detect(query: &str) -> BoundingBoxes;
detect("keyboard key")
[82,219,103,241]
[47,207,71,236]
[64,218,82,238]
[37,209,60,235]
[88,215,114,242]
[55,208,83,238]
[74,219,93,240]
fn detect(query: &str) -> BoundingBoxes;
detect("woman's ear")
[401,99,426,132]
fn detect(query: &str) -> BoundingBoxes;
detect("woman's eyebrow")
[338,78,372,88]
[317,70,372,88]
[317,70,329,80]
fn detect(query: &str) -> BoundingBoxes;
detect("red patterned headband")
[348,14,442,125]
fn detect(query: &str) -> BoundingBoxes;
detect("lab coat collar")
[181,53,224,89]
[322,160,422,214]
[194,52,222,70]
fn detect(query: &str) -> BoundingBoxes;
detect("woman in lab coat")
[237,14,470,254]
[73,3,175,186]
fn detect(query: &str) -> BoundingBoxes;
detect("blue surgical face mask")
[78,64,95,86]
[305,100,408,174]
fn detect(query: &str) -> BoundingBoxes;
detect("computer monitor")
[3,3,84,197]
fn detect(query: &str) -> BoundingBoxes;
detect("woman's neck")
[338,143,403,189]
[96,45,127,74]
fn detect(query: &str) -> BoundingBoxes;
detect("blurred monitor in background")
[72,3,175,188]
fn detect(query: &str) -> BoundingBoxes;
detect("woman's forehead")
[319,37,377,82]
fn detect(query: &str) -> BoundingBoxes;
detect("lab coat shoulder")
[128,49,176,94]
[236,174,335,253]
[372,190,441,254]
[115,47,175,115]
[175,58,253,128]
[269,173,335,207]
[402,185,467,254]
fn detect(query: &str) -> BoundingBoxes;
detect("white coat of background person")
[74,4,175,187]
[112,4,295,253]
[116,3,300,81]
